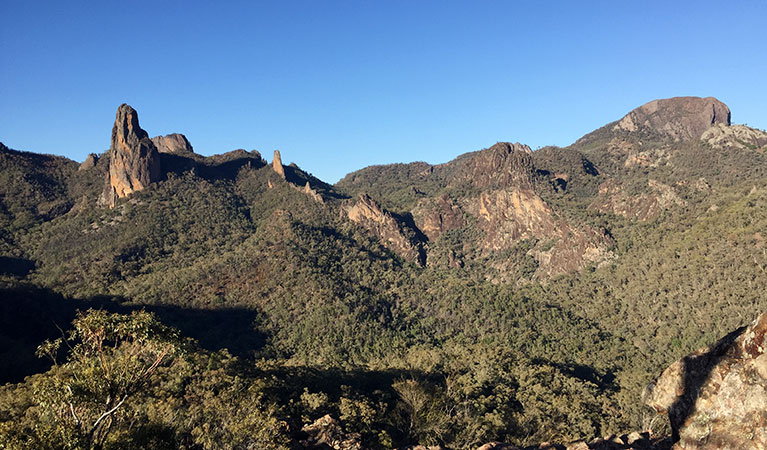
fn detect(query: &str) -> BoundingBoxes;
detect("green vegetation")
[1,126,766,449]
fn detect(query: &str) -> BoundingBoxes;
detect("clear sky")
[2,1,765,183]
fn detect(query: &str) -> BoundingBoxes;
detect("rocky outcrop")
[449,142,535,190]
[402,141,614,279]
[476,442,522,450]
[467,188,556,251]
[273,149,286,179]
[701,123,767,151]
[644,312,767,450]
[459,181,612,280]
[303,182,324,204]
[472,431,666,449]
[612,97,730,141]
[412,193,465,241]
[100,104,162,207]
[151,133,194,153]
[344,193,425,265]
[300,414,362,450]
[78,153,99,171]
[591,179,685,221]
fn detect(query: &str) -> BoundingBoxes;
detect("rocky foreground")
[301,312,767,450]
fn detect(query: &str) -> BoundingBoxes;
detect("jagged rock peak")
[272,149,286,179]
[101,104,162,207]
[78,153,99,171]
[614,96,731,141]
[453,142,534,190]
[151,133,194,153]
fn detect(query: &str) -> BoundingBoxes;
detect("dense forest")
[1,97,766,449]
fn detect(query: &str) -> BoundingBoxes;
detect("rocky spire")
[101,104,162,207]
[272,149,286,179]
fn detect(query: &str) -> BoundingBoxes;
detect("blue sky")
[1,1,765,183]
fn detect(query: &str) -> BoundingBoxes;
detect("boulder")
[300,414,362,450]
[151,133,194,153]
[100,104,162,207]
[645,312,767,449]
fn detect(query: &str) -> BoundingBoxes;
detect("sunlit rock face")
[151,133,194,154]
[613,96,730,141]
[344,193,425,266]
[272,149,286,179]
[645,312,767,450]
[701,123,767,151]
[101,104,162,207]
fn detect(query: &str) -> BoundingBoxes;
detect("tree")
[35,309,183,450]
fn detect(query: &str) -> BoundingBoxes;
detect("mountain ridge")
[2,95,766,449]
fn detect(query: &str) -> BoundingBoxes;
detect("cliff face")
[343,193,425,266]
[431,142,612,279]
[613,96,730,141]
[412,193,465,241]
[101,104,162,207]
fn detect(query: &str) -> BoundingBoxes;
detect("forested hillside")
[1,97,765,449]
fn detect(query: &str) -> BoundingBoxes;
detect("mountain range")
[1,96,766,449]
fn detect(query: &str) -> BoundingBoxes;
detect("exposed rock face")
[344,193,425,265]
[450,142,534,190]
[623,147,670,169]
[645,312,767,450]
[303,182,324,204]
[412,193,465,241]
[476,442,522,450]
[101,104,162,207]
[467,188,556,250]
[701,123,767,151]
[385,141,614,279]
[613,97,730,141]
[272,149,286,179]
[591,179,685,221]
[300,414,362,450]
[447,144,613,279]
[472,431,665,449]
[151,133,194,153]
[78,153,99,171]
